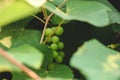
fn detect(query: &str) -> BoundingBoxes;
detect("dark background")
[109,0,120,11]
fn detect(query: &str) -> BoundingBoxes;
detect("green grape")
[50,43,58,51]
[51,36,60,43]
[58,42,64,50]
[48,63,55,70]
[45,28,53,36]
[53,51,59,58]
[55,26,64,36]
[59,51,65,58]
[55,56,63,63]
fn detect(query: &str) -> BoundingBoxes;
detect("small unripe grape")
[55,26,64,36]
[48,63,55,70]
[58,42,64,50]
[51,36,60,43]
[59,51,65,58]
[55,56,63,63]
[53,51,59,58]
[50,43,58,51]
[45,28,53,36]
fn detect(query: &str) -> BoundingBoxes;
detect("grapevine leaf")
[51,15,63,25]
[39,65,73,80]
[6,28,53,69]
[0,20,53,70]
[92,0,120,24]
[11,29,41,48]
[108,11,120,24]
[66,0,111,27]
[44,0,111,27]
[12,65,73,80]
[0,19,44,71]
[42,77,72,80]
[0,44,43,71]
[0,56,13,72]
[47,65,73,79]
[0,27,41,49]
[9,44,43,69]
[0,18,33,49]
[0,1,38,27]
[70,39,120,80]
[37,45,53,69]
[12,71,31,80]
[51,15,70,25]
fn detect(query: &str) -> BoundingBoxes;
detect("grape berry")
[50,43,58,51]
[45,28,53,37]
[45,26,65,69]
[55,26,64,36]
[51,36,60,43]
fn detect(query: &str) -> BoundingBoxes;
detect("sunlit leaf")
[8,44,44,69]
[0,1,37,27]
[0,44,44,71]
[44,0,111,27]
[70,39,120,80]
[0,18,41,49]
[26,0,46,8]
[0,36,12,48]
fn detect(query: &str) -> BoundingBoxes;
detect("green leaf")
[44,0,111,27]
[108,11,120,24]
[0,19,53,69]
[11,29,41,48]
[0,25,41,49]
[51,15,63,25]
[12,71,31,80]
[0,17,39,48]
[0,1,38,27]
[42,77,72,80]
[93,0,120,24]
[47,65,73,79]
[13,65,73,80]
[40,65,73,80]
[9,44,43,69]
[0,44,43,72]
[37,45,53,69]
[70,39,120,80]
[51,15,70,25]
[0,56,13,72]
[12,65,73,80]
[66,0,111,27]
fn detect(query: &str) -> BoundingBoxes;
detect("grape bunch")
[44,26,65,69]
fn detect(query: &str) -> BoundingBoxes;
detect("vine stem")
[40,13,53,44]
[0,48,41,80]
[31,13,45,24]
[40,0,68,44]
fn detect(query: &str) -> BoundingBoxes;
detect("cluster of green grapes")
[44,26,65,70]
